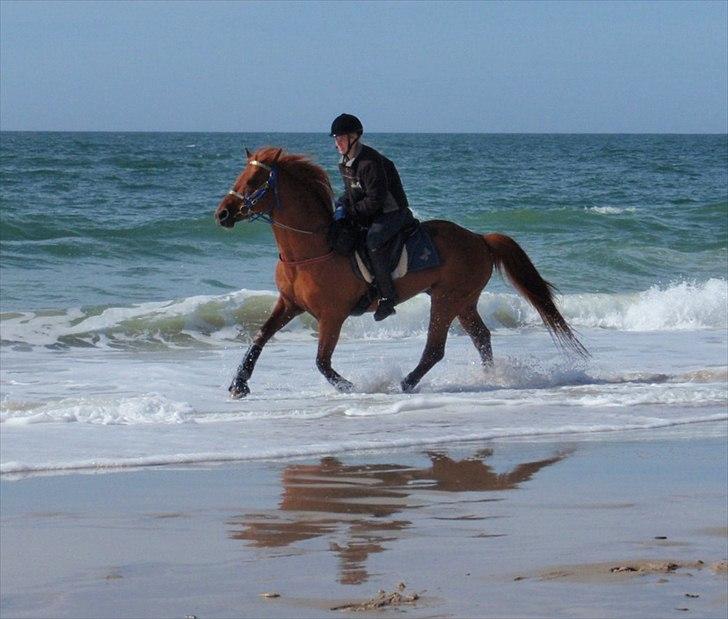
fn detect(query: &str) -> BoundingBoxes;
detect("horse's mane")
[253,147,334,216]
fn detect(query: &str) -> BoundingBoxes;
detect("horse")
[215,147,587,398]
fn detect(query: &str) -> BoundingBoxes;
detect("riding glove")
[334,197,349,221]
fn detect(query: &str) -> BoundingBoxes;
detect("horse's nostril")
[218,208,229,223]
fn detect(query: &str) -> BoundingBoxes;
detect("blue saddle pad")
[405,225,441,273]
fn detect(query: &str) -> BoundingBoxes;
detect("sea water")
[1,132,726,477]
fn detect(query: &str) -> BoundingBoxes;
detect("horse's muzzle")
[216,208,234,227]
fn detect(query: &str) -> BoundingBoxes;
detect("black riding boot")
[369,247,398,321]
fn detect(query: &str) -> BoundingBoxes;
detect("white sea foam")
[1,394,194,426]
[586,206,637,215]
[560,278,727,331]
[4,360,723,428]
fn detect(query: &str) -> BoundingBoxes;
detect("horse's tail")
[483,233,589,358]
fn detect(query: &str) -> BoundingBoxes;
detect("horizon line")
[1,129,726,136]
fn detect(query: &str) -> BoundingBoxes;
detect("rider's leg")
[366,211,408,321]
[368,243,398,321]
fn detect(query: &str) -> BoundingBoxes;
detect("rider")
[330,113,415,321]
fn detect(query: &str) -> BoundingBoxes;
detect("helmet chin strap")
[343,134,361,162]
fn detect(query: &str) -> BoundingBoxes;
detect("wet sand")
[1,436,726,618]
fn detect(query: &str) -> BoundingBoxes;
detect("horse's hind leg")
[229,296,302,398]
[316,315,353,393]
[458,304,493,367]
[401,300,457,393]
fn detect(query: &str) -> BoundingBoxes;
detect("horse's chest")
[275,267,321,312]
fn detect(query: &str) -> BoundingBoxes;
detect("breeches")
[366,209,412,252]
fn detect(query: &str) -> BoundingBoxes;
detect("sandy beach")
[1,433,726,618]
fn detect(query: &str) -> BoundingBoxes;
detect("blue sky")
[1,0,726,133]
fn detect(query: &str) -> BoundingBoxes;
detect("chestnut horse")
[215,147,587,398]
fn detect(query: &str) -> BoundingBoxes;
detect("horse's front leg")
[316,315,353,393]
[229,296,302,398]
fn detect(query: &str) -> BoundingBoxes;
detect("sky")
[1,0,726,133]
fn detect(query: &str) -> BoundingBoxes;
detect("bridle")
[227,159,322,235]
[227,159,281,224]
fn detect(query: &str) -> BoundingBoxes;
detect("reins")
[227,160,327,236]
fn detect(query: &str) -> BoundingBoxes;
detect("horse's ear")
[273,148,283,163]
[245,148,252,159]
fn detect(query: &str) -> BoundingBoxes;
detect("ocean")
[1,132,726,477]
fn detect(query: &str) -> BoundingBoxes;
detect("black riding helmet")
[330,113,363,137]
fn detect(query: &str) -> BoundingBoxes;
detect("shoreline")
[2,436,727,618]
[3,416,727,480]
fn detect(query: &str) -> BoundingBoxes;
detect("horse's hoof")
[334,379,354,393]
[229,379,250,399]
[401,377,418,393]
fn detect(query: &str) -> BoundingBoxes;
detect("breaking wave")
[1,279,725,350]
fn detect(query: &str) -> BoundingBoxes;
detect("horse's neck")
[272,188,331,262]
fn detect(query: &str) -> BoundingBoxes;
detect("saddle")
[348,221,441,316]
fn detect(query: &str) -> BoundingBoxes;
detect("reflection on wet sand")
[228,448,571,584]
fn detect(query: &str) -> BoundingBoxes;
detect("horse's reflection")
[228,448,570,584]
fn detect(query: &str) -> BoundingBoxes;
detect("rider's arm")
[348,157,388,220]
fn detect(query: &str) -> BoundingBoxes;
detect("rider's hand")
[334,197,348,221]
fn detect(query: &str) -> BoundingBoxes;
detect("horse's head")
[215,148,282,228]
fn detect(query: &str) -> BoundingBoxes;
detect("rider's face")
[334,133,355,155]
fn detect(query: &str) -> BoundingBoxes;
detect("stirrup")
[374,298,396,321]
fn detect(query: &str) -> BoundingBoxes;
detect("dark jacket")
[338,144,409,226]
